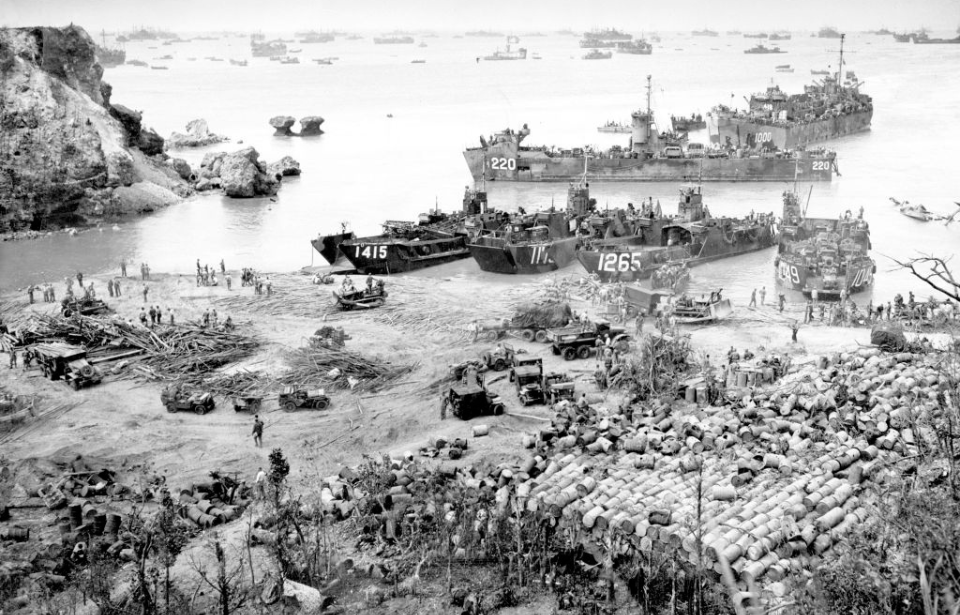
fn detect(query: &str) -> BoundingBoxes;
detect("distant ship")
[597,121,631,133]
[483,37,527,60]
[775,190,875,298]
[671,114,706,132]
[744,44,786,54]
[776,64,794,73]
[576,185,777,283]
[373,36,414,44]
[769,32,792,40]
[229,59,248,66]
[96,30,126,68]
[744,33,768,39]
[251,39,287,57]
[464,75,838,183]
[299,32,335,43]
[465,30,504,37]
[711,35,871,149]
[616,40,653,54]
[692,29,719,37]
[583,28,633,41]
[583,49,613,60]
[467,183,590,274]
[818,27,843,38]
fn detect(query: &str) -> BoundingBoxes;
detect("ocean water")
[1,31,958,305]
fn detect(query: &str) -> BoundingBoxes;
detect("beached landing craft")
[464,76,837,183]
[311,188,495,273]
[775,190,875,298]
[467,183,592,275]
[576,185,777,283]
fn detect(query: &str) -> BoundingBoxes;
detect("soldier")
[8,349,17,369]
[225,272,232,291]
[142,285,149,303]
[27,285,35,304]
[211,309,218,327]
[120,259,127,277]
[155,305,163,325]
[87,283,96,300]
[366,274,375,292]
[790,320,800,343]
[252,415,264,448]
[749,288,757,307]
[77,272,84,287]
[168,309,175,326]
[148,305,157,327]
[107,279,115,298]
[759,286,766,306]
[202,310,210,328]
[220,258,225,274]
[265,277,272,297]
[139,307,148,327]
[778,294,786,313]
[114,279,122,297]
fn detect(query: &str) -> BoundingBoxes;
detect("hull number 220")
[490,157,517,171]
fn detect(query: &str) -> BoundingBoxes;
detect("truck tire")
[562,347,577,361]
[521,329,535,342]
[535,330,548,343]
[493,358,506,371]
[283,401,297,412]
[315,398,329,410]
[166,404,177,413]
[481,352,492,367]
[194,403,206,415]
[79,365,95,379]
[577,345,591,360]
[493,403,505,416]
[62,308,73,318]
[484,330,499,343]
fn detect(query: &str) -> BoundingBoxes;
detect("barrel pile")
[305,345,952,602]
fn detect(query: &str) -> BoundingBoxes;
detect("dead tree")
[892,255,960,303]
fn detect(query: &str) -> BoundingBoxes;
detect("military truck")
[544,372,576,404]
[29,343,102,390]
[278,387,330,411]
[440,382,505,420]
[480,342,525,371]
[161,385,216,414]
[548,319,627,360]
[512,357,545,406]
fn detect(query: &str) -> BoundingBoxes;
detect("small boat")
[313,58,333,65]
[333,284,387,310]
[288,48,302,53]
[311,226,355,264]
[411,59,426,63]
[532,53,542,59]
[229,59,248,66]
[280,57,300,64]
[150,65,169,70]
[776,64,794,72]
[811,69,830,75]
[670,290,733,324]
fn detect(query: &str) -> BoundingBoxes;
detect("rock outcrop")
[299,115,325,136]
[0,25,190,231]
[197,147,283,198]
[166,119,229,149]
[268,156,301,178]
[269,115,296,136]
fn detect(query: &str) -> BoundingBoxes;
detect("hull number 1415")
[356,245,387,259]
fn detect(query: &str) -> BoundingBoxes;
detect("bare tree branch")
[887,254,960,303]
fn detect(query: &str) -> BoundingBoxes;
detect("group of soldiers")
[195,259,224,287]
[340,274,385,296]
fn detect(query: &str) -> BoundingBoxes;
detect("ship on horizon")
[463,75,838,183]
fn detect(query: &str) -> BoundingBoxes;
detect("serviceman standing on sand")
[255,467,266,499]
[252,415,264,448]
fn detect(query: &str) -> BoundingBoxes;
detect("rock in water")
[269,115,296,136]
[268,156,301,178]
[167,119,229,148]
[299,115,325,136]
[218,147,279,198]
[137,127,164,156]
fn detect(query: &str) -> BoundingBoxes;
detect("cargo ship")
[671,114,706,131]
[483,38,527,60]
[710,35,871,150]
[576,184,777,283]
[744,44,786,54]
[597,121,631,133]
[311,188,499,273]
[467,183,592,275]
[775,190,875,298]
[251,40,287,57]
[463,76,838,183]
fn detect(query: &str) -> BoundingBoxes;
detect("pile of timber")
[280,346,416,391]
[8,313,259,380]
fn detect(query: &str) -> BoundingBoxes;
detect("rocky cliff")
[0,25,190,232]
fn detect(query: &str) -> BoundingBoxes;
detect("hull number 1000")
[489,157,516,171]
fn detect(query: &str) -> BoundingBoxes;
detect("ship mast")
[836,33,845,93]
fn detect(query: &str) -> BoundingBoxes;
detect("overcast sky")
[4,0,958,33]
